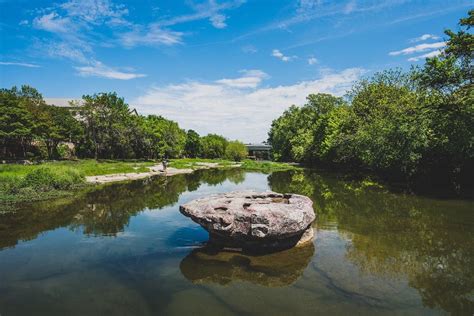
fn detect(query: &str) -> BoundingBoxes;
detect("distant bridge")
[245,143,271,160]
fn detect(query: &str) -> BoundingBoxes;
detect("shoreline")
[85,162,242,184]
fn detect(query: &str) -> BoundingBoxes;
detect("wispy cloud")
[0,61,41,68]
[119,24,183,48]
[410,33,440,43]
[389,41,446,56]
[272,49,296,62]
[33,12,71,33]
[75,61,146,80]
[407,50,443,62]
[157,0,243,29]
[133,68,365,142]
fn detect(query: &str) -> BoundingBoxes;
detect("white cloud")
[119,24,183,47]
[19,20,29,26]
[389,41,446,56]
[210,14,227,29]
[33,12,71,33]
[308,57,318,65]
[407,50,442,62]
[133,68,364,142]
[272,49,295,62]
[60,0,128,25]
[216,70,268,88]
[0,62,40,68]
[157,0,243,29]
[75,61,146,80]
[410,34,440,43]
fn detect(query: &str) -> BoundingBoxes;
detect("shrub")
[19,167,85,192]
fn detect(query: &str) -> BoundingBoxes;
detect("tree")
[78,92,136,159]
[201,134,228,158]
[225,140,248,161]
[184,129,202,158]
[414,10,473,185]
[0,87,34,158]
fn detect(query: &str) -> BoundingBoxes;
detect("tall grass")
[0,160,156,203]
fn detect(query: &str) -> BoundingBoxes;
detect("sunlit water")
[0,169,473,315]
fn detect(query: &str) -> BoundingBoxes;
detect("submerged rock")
[179,190,315,252]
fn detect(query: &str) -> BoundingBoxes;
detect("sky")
[0,0,472,142]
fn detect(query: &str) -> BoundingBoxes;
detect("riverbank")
[0,159,298,204]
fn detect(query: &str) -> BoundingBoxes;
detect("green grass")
[169,158,237,169]
[169,158,300,172]
[0,159,298,205]
[0,160,156,204]
[240,159,300,172]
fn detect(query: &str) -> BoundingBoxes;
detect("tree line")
[268,11,473,187]
[0,88,248,161]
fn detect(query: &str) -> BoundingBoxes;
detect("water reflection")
[180,243,314,287]
[0,168,473,315]
[269,170,474,314]
[0,168,246,249]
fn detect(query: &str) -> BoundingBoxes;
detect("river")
[0,169,473,315]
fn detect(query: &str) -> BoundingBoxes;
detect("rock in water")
[179,190,315,252]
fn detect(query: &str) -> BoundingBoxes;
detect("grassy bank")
[0,160,155,204]
[169,158,299,172]
[1,159,298,205]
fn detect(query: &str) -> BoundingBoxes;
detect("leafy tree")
[78,92,136,159]
[201,134,228,158]
[184,129,202,158]
[0,87,34,158]
[225,140,248,161]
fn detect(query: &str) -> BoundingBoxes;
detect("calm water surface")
[0,169,473,315]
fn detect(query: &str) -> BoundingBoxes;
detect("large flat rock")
[179,190,315,251]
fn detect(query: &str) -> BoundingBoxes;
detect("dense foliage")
[269,11,473,187]
[0,90,245,161]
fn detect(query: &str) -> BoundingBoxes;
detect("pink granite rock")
[179,190,315,251]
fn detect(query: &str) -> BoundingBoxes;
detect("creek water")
[0,169,473,315]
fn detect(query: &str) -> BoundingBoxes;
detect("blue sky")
[0,0,471,142]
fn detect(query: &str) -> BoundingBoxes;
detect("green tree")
[225,140,248,161]
[201,134,228,158]
[0,87,34,158]
[184,129,202,158]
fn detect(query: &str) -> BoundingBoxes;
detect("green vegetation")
[240,160,300,172]
[0,160,155,203]
[268,11,473,188]
[1,91,245,161]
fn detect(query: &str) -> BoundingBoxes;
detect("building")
[246,143,272,160]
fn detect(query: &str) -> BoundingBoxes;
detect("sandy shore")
[85,162,240,184]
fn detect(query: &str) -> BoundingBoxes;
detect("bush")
[225,141,248,161]
[19,167,85,192]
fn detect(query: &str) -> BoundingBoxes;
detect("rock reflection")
[180,243,314,287]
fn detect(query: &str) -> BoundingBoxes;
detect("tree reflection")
[0,169,245,249]
[269,170,474,314]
